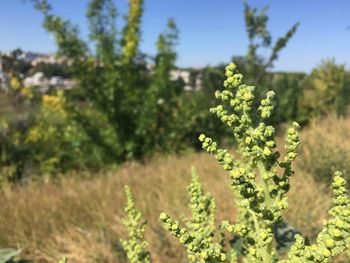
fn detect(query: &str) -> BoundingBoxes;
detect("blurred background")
[0,0,350,262]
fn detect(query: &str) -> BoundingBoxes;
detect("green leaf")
[0,248,22,263]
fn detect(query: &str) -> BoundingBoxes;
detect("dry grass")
[299,115,350,185]
[0,153,234,262]
[0,118,348,262]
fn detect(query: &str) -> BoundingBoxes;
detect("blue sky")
[0,0,349,72]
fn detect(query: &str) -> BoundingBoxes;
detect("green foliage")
[27,0,300,170]
[268,73,307,124]
[0,83,115,180]
[121,186,151,263]
[24,91,110,174]
[137,19,185,154]
[0,76,37,181]
[301,59,350,121]
[30,0,139,161]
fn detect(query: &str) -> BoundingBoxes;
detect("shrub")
[123,64,350,262]
[24,91,110,174]
[301,59,350,120]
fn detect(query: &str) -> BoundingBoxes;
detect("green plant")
[160,168,227,263]
[121,186,151,263]
[0,248,22,263]
[122,64,350,262]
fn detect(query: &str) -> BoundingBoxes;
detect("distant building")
[23,72,48,87]
[23,72,76,92]
[1,50,205,92]
[0,50,65,66]
[170,69,203,91]
[31,55,65,66]
[0,51,12,57]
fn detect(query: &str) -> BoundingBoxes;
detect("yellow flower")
[10,77,22,90]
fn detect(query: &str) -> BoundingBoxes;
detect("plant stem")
[257,161,273,263]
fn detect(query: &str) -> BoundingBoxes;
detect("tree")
[29,0,192,164]
[242,0,299,85]
[137,19,186,154]
[30,0,149,161]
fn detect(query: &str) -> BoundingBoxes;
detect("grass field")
[1,116,349,262]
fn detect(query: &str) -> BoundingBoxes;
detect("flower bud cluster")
[196,64,350,262]
[282,172,350,262]
[121,186,150,263]
[160,170,226,263]
[276,122,301,195]
[243,123,278,163]
[206,65,281,169]
[258,91,275,119]
[210,64,256,138]
[197,64,304,261]
[199,134,235,171]
[282,122,300,164]
[187,168,216,230]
